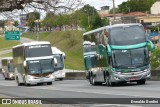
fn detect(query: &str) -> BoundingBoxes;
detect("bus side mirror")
[63,53,66,59]
[23,61,27,68]
[147,40,154,52]
[54,58,58,66]
[107,45,112,56]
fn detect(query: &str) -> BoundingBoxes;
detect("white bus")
[13,41,57,86]
[51,47,65,80]
[1,57,14,80]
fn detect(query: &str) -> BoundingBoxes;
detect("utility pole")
[36,20,39,41]
[112,0,116,24]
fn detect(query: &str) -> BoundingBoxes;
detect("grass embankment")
[23,31,84,70]
[0,37,19,50]
[0,52,12,57]
[0,37,19,58]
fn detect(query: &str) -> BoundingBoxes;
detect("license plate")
[129,77,137,80]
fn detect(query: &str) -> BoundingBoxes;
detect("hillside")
[22,31,84,70]
[0,37,19,50]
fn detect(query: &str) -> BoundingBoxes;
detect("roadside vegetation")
[0,52,12,58]
[110,0,157,13]
[23,31,84,70]
[27,5,109,32]
[150,48,160,69]
[0,37,19,50]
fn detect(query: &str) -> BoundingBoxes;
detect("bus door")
[96,44,108,81]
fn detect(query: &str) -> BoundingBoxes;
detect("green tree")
[42,12,57,31]
[109,8,120,14]
[0,20,5,27]
[26,11,40,30]
[79,4,104,31]
[118,0,157,13]
[101,18,109,26]
[14,20,19,27]
[70,11,80,30]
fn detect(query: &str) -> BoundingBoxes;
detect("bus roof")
[1,57,13,60]
[83,23,142,36]
[51,47,64,54]
[13,41,51,48]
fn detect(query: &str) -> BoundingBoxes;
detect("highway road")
[0,74,160,107]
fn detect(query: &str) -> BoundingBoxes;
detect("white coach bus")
[1,57,15,80]
[51,47,65,80]
[13,41,57,86]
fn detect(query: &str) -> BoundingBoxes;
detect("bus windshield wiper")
[133,63,144,68]
[116,65,128,68]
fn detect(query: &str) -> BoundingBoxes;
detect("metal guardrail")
[64,69,85,72]
[64,70,160,81]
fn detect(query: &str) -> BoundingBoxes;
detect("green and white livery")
[83,23,154,86]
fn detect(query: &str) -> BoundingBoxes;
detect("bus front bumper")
[26,75,55,84]
[110,70,151,82]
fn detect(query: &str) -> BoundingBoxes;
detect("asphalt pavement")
[0,74,160,107]
[0,38,160,106]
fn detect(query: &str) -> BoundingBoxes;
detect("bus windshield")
[8,63,14,72]
[112,47,149,69]
[27,59,54,74]
[53,54,64,70]
[109,25,146,45]
[25,44,52,58]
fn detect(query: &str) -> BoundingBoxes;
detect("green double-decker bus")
[83,23,154,86]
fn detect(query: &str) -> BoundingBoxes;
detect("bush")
[151,49,160,69]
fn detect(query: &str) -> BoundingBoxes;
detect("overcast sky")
[82,0,127,10]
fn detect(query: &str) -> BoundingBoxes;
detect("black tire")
[137,79,146,85]
[106,76,115,87]
[59,78,63,81]
[89,76,92,84]
[110,82,116,86]
[24,83,30,86]
[24,77,30,86]
[3,73,7,80]
[16,76,22,86]
[47,82,52,85]
[91,75,98,86]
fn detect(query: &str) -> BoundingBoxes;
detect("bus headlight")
[49,74,55,79]
[50,74,55,81]
[144,68,150,72]
[9,73,13,78]
[28,75,34,80]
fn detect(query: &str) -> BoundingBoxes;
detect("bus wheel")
[137,79,146,85]
[91,75,97,86]
[16,76,22,86]
[89,76,92,84]
[47,82,52,85]
[106,77,115,87]
[59,78,63,81]
[24,78,30,86]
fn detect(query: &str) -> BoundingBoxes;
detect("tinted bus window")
[25,44,52,57]
[109,25,146,45]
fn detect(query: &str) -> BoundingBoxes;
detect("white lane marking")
[90,104,142,107]
[29,86,158,98]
